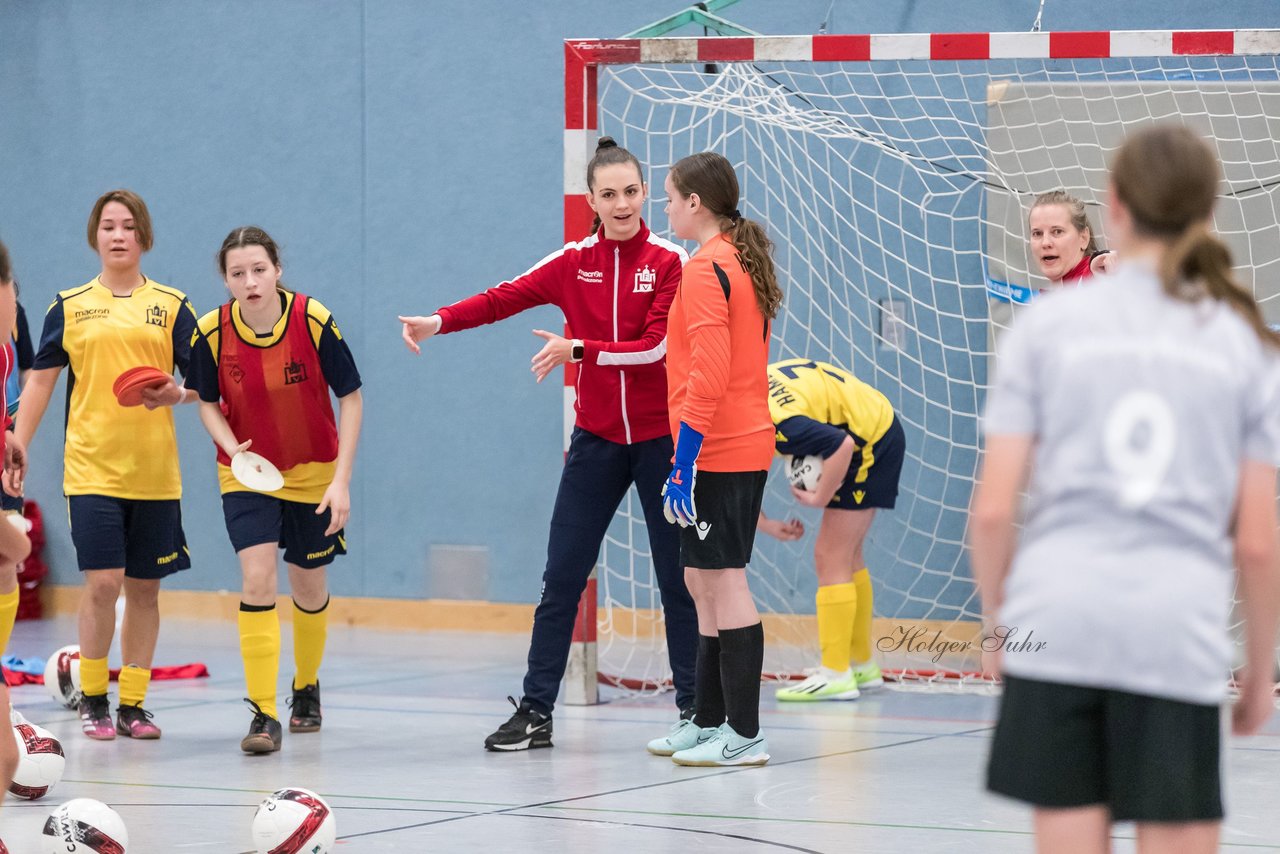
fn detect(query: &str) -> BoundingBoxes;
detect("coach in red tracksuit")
[399,138,697,752]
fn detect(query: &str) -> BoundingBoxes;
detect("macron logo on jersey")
[634,265,656,293]
[577,269,603,284]
[73,308,110,323]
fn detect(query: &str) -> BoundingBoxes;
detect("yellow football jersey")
[767,358,895,446]
[34,278,198,499]
[187,291,362,504]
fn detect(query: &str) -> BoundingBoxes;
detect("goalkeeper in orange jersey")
[645,152,779,766]
[757,358,905,701]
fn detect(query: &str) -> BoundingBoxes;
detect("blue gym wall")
[0,1,1272,605]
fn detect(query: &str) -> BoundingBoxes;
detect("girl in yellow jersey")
[186,227,363,754]
[14,190,199,741]
[758,358,905,701]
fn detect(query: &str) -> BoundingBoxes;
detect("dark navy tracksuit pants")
[522,427,697,714]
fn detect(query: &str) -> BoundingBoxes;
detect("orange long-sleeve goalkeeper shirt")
[665,233,774,472]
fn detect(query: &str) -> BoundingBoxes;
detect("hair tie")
[730,209,742,223]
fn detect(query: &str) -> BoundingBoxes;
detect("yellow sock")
[239,605,281,719]
[80,656,109,698]
[292,597,329,690]
[0,585,17,656]
[118,664,151,707]
[851,568,874,664]
[816,582,857,673]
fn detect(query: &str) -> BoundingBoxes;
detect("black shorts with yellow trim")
[680,470,767,570]
[67,495,190,579]
[222,491,346,569]
[830,415,905,511]
[987,674,1223,822]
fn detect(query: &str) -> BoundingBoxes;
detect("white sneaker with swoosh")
[646,718,718,756]
[671,723,769,767]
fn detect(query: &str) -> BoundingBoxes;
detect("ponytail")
[669,151,784,320]
[1112,124,1279,349]
[1159,223,1280,348]
[729,217,782,320]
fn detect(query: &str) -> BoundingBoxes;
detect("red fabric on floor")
[3,663,209,687]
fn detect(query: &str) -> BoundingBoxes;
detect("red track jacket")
[436,221,687,444]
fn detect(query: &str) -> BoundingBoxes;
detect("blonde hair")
[1030,190,1098,254]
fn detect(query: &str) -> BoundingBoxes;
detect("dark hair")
[87,189,154,252]
[0,239,10,285]
[1111,124,1279,348]
[587,136,644,235]
[1030,189,1098,254]
[218,226,283,277]
[669,152,782,319]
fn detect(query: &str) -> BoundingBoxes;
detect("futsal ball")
[10,722,65,800]
[785,455,823,493]
[41,798,129,853]
[251,787,336,854]
[44,645,82,710]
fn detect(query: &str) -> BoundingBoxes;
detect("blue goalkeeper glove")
[662,422,703,527]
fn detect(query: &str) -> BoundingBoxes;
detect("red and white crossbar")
[568,29,1280,72]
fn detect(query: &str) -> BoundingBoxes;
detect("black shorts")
[222,491,346,569]
[67,495,190,579]
[987,675,1223,822]
[680,470,767,570]
[831,415,905,511]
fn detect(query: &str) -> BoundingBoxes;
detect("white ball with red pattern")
[10,722,65,800]
[43,645,82,710]
[252,787,336,854]
[40,798,129,853]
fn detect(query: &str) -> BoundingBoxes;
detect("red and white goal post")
[560,29,1280,701]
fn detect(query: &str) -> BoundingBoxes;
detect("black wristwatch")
[571,339,585,363]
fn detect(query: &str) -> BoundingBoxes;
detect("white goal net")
[576,35,1280,692]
